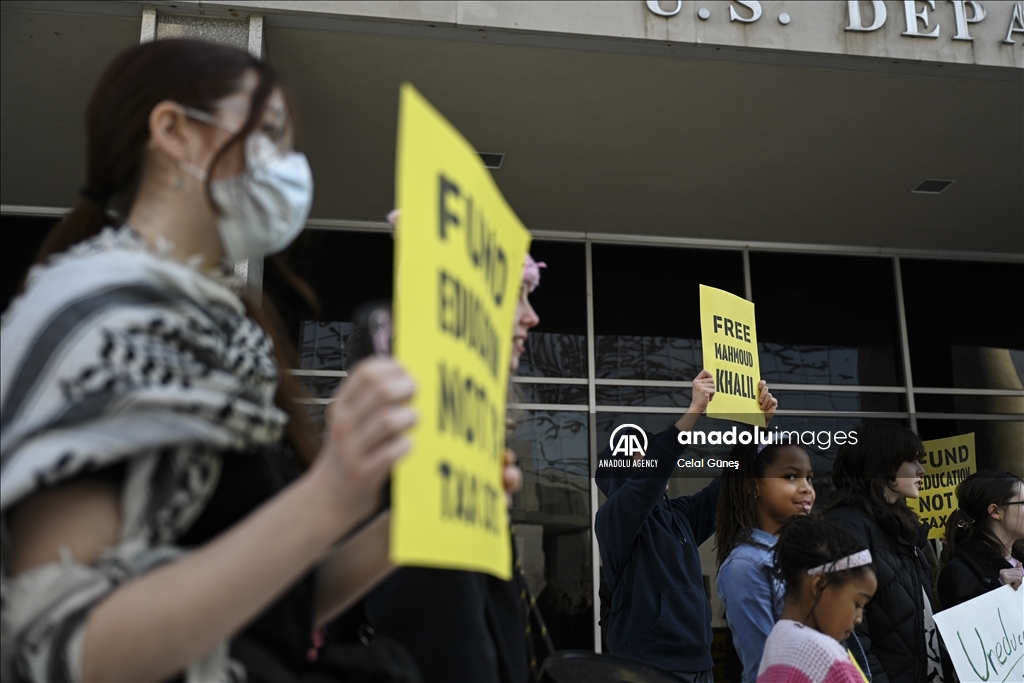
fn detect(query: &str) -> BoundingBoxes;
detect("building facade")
[2,1,1022,674]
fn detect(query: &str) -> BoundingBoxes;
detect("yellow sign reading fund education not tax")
[391,84,531,580]
[699,285,765,428]
[907,433,976,540]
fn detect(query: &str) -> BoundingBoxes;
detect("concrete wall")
[180,0,1024,69]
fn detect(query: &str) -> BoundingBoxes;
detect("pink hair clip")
[522,254,546,293]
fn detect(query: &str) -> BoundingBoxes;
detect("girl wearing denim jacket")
[715,436,816,683]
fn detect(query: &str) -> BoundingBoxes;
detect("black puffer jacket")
[938,536,1014,609]
[825,504,936,683]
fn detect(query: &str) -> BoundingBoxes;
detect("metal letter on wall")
[903,0,940,37]
[645,0,682,17]
[846,0,887,31]
[950,1,986,40]
[729,1,762,23]
[1005,1,1024,43]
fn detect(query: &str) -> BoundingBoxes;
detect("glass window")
[1,215,55,313]
[771,389,906,413]
[915,392,1023,416]
[593,245,745,380]
[750,253,902,386]
[517,241,588,378]
[508,410,593,651]
[902,260,1024,389]
[512,382,588,406]
[596,385,692,408]
[265,229,394,364]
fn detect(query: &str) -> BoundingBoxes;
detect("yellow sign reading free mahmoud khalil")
[700,285,765,428]
[391,83,531,579]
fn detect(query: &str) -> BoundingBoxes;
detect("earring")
[170,170,184,189]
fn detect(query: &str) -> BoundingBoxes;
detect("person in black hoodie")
[595,373,778,682]
[938,470,1024,609]
[825,422,945,683]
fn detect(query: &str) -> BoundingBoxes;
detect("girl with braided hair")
[715,435,815,683]
[757,516,877,683]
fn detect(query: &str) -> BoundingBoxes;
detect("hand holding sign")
[1000,567,1024,591]
[318,358,417,525]
[757,380,779,423]
[687,369,717,414]
[503,447,523,507]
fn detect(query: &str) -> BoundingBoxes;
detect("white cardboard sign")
[933,584,1024,683]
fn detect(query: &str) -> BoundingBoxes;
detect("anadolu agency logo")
[609,424,648,458]
[600,424,661,471]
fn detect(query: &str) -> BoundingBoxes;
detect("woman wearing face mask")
[824,423,946,683]
[1,40,417,683]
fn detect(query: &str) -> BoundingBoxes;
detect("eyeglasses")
[181,104,291,154]
[182,105,240,134]
[1003,500,1024,506]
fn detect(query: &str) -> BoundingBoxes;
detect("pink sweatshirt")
[757,620,868,683]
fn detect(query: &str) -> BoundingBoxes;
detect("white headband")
[807,549,873,576]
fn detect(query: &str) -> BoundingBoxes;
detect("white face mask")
[180,106,314,262]
[211,133,313,262]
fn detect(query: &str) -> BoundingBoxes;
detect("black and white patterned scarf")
[1,226,286,682]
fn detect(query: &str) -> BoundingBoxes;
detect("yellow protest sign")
[390,83,531,579]
[700,285,764,427]
[907,433,976,540]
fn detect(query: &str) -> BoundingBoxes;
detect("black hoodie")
[595,424,720,673]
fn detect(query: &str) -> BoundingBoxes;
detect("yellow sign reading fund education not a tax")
[699,285,765,428]
[391,84,531,580]
[907,433,976,540]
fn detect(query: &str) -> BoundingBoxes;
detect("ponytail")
[942,470,1023,564]
[32,195,110,279]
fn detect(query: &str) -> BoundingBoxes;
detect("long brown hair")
[34,39,319,465]
[826,422,923,542]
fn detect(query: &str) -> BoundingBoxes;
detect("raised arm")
[8,358,415,683]
[673,379,777,543]
[596,370,716,572]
